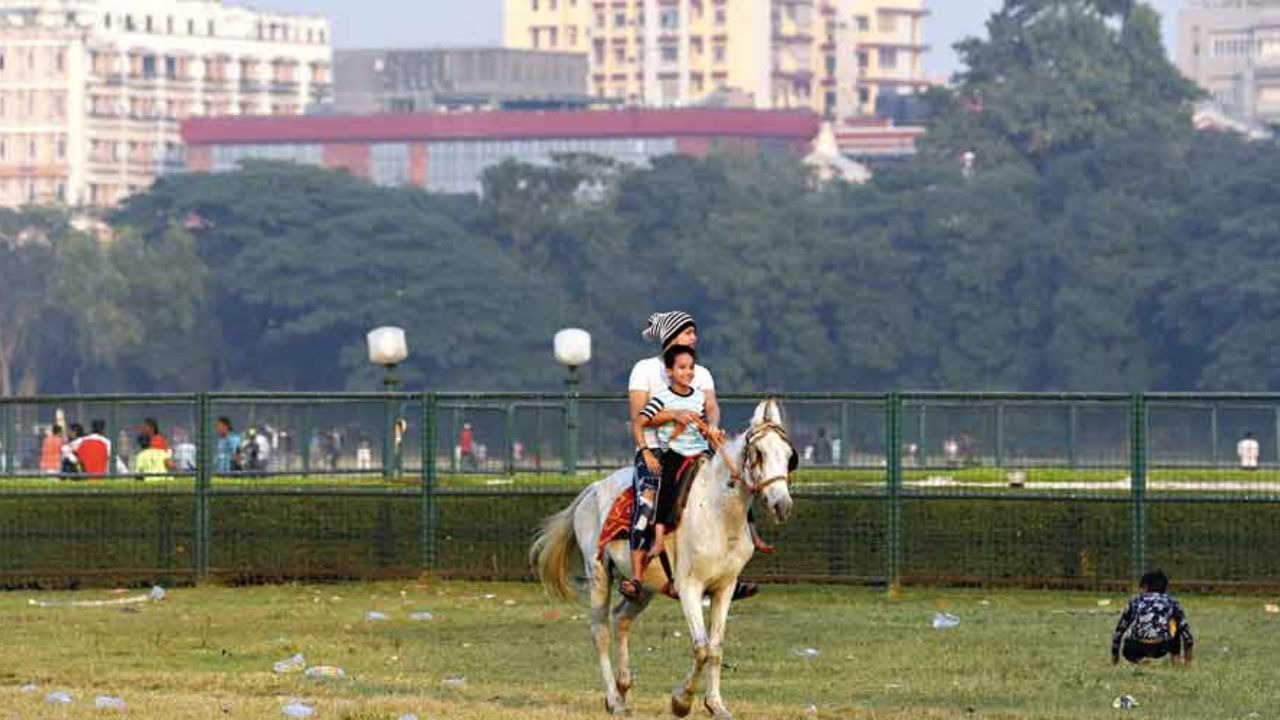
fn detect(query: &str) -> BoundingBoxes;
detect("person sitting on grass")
[621,344,710,601]
[1111,569,1194,666]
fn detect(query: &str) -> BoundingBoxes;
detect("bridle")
[721,420,797,499]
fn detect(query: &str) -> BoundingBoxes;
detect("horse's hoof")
[605,696,629,716]
[671,693,693,718]
[704,699,733,719]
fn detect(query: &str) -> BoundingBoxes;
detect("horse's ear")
[765,398,784,425]
[751,400,768,426]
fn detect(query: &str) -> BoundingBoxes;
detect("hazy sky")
[242,0,1186,79]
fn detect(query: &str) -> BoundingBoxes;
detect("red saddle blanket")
[596,455,703,559]
[597,487,635,558]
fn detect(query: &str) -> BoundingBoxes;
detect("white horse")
[531,399,796,719]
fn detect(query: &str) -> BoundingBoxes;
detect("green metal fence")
[1,391,1279,591]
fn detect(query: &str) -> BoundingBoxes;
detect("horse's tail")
[530,483,592,602]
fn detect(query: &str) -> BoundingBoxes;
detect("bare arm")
[704,389,721,427]
[629,390,650,429]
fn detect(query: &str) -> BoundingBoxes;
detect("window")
[0,139,6,159]
[167,16,173,33]
[550,0,557,9]
[567,26,578,46]
[145,15,153,32]
[549,27,558,48]
[877,11,896,33]
[595,11,605,28]
[165,56,177,79]
[878,47,897,70]
[125,14,134,31]
[531,0,539,9]
[188,18,194,34]
[56,137,65,159]
[713,43,725,63]
[1,50,7,72]
[614,11,626,28]
[614,44,625,63]
[855,15,868,32]
[825,55,836,73]
[29,138,37,160]
[530,28,540,48]
[55,51,64,72]
[824,91,835,116]
[858,87,869,105]
[208,20,215,36]
[660,42,678,63]
[857,50,868,69]
[714,8,726,25]
[143,55,157,79]
[104,14,111,29]
[660,8,679,30]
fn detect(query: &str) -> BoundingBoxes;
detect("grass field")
[2,581,1277,719]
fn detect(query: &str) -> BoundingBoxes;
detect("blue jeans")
[631,449,660,551]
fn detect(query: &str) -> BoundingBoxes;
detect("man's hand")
[642,449,661,474]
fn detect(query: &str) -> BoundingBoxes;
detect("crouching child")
[1111,569,1194,666]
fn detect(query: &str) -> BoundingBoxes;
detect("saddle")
[596,454,709,558]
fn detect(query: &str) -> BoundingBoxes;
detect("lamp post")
[368,326,408,479]
[554,328,591,476]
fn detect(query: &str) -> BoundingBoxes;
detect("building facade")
[333,48,589,114]
[182,108,820,194]
[503,0,928,119]
[0,0,331,208]
[851,0,928,115]
[1178,0,1280,124]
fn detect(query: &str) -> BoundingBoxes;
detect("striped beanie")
[642,311,696,348]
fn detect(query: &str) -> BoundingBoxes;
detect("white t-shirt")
[628,356,715,448]
[1238,438,1260,469]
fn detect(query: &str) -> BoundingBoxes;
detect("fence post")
[504,403,516,475]
[1129,393,1147,591]
[995,401,1006,467]
[1210,404,1219,467]
[2,402,13,476]
[886,392,903,596]
[1068,403,1078,468]
[195,393,212,583]
[421,392,439,571]
[837,401,850,465]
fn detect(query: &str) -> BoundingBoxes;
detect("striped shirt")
[640,386,708,457]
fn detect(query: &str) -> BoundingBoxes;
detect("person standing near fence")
[1237,431,1260,470]
[214,417,241,473]
[40,426,63,474]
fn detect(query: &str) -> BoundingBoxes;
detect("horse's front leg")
[670,580,709,718]
[588,555,627,715]
[701,580,737,719]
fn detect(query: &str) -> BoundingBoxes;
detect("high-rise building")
[504,0,860,120]
[1178,0,1280,124]
[0,0,331,208]
[850,0,929,115]
[504,0,930,119]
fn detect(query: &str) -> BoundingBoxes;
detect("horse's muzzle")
[772,496,793,524]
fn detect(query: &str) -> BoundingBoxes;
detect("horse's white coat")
[531,399,795,718]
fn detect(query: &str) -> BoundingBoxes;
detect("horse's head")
[740,398,796,524]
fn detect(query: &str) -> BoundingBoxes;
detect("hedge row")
[0,491,1276,589]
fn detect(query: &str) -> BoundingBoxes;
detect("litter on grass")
[45,691,73,705]
[1113,695,1138,710]
[29,586,166,608]
[94,695,127,711]
[792,647,820,659]
[304,666,346,680]
[273,654,306,674]
[409,611,434,621]
[932,612,961,629]
[282,699,315,717]
[365,611,388,621]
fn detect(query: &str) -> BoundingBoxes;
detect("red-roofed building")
[181,108,822,194]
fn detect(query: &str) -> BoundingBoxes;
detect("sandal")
[659,581,680,600]
[731,581,760,601]
[753,539,776,555]
[618,577,645,602]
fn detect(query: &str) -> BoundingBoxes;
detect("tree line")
[4,0,1280,395]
